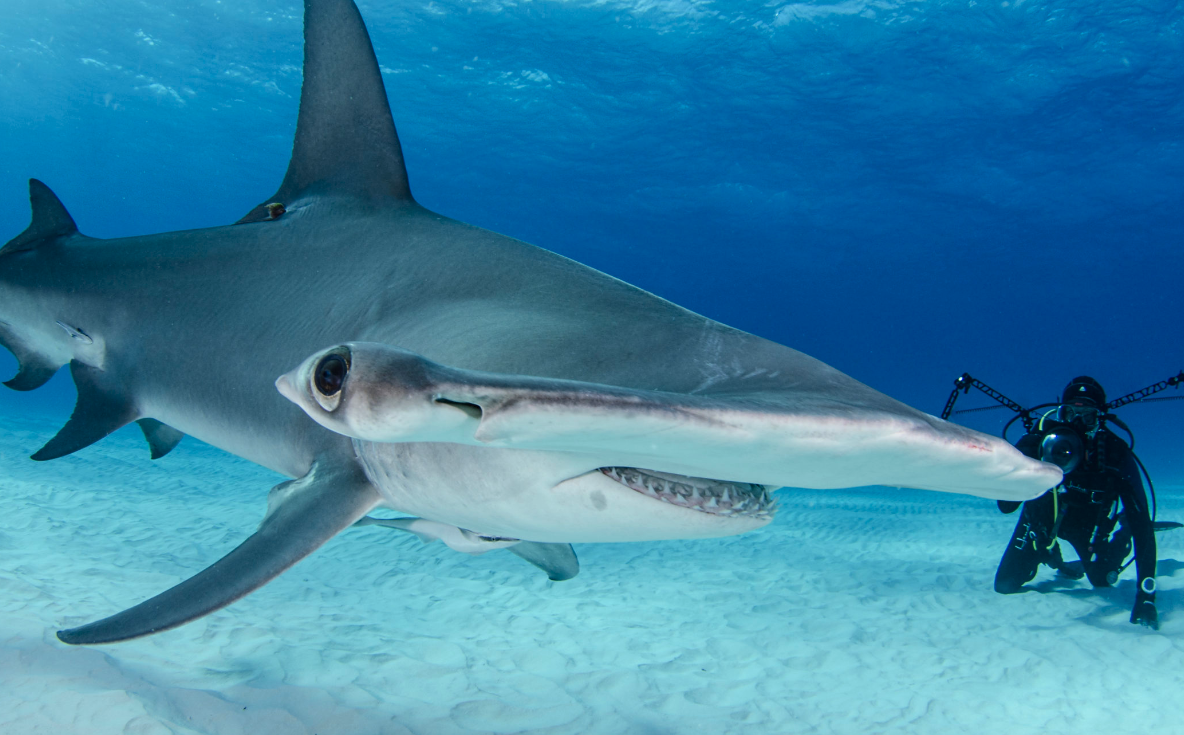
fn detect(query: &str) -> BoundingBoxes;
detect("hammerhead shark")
[0,0,1060,645]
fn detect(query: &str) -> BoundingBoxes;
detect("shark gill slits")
[312,348,350,412]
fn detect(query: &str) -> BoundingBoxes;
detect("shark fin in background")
[1,179,82,256]
[31,362,139,461]
[57,459,381,645]
[506,542,580,581]
[136,419,185,459]
[238,0,412,223]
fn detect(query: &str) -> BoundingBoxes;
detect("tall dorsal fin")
[239,0,412,223]
[1,179,80,256]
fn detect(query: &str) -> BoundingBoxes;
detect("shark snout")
[275,372,301,404]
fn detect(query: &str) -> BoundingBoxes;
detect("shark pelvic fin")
[136,419,185,459]
[238,0,412,223]
[507,542,580,581]
[1,179,81,256]
[57,459,381,644]
[31,362,138,461]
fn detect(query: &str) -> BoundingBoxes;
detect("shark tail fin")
[1,179,81,256]
[238,0,413,223]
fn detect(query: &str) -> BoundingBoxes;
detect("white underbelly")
[352,440,770,543]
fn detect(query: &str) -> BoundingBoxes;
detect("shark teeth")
[599,467,776,521]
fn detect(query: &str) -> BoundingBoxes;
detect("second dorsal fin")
[239,0,412,223]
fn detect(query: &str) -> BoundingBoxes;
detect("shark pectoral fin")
[57,460,380,645]
[136,419,185,459]
[506,542,580,581]
[32,361,138,461]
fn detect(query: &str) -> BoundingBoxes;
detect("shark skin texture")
[0,0,1061,645]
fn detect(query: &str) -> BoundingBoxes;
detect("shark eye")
[311,349,350,411]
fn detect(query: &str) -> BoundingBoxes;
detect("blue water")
[1,3,1182,460]
[7,0,1184,483]
[2,2,1184,731]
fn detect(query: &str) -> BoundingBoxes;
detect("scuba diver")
[941,372,1183,630]
[993,377,1156,629]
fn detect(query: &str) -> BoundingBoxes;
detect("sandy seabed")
[0,411,1181,735]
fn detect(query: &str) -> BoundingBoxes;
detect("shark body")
[0,0,1059,645]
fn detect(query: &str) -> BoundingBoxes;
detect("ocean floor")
[1,410,1181,734]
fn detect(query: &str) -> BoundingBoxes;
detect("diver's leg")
[1048,506,1091,581]
[994,495,1053,594]
[1056,502,1121,588]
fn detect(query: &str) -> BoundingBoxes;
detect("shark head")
[279,342,779,542]
[277,340,1057,544]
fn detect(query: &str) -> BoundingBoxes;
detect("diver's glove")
[1130,577,1158,630]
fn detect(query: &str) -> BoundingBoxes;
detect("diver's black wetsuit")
[994,428,1157,624]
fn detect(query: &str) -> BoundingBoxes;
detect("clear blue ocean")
[1,1,1182,733]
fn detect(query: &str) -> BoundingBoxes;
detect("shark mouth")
[600,467,777,521]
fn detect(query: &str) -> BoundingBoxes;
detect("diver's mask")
[1058,402,1100,434]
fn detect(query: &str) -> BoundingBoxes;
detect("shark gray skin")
[0,0,1060,645]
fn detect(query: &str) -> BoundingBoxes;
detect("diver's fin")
[507,542,580,581]
[239,0,411,223]
[32,361,138,461]
[1,179,80,256]
[57,460,381,644]
[1153,521,1183,532]
[136,419,185,459]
